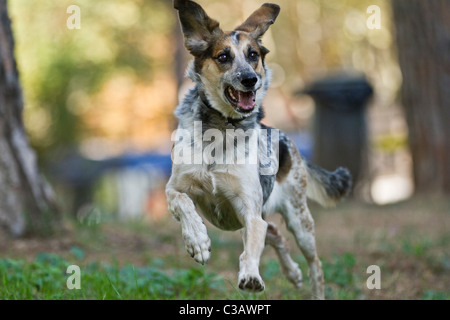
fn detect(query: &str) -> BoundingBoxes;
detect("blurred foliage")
[10,0,175,159]
[9,0,399,160]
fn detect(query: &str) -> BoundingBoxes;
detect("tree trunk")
[392,0,450,194]
[0,0,58,236]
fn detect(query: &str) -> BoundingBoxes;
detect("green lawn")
[0,250,366,300]
[0,253,223,300]
[1,249,448,300]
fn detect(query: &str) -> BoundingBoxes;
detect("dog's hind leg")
[279,159,325,299]
[166,186,211,265]
[282,202,324,299]
[265,222,303,288]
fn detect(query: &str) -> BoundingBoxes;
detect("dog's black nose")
[241,76,258,89]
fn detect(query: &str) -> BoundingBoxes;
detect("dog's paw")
[182,227,211,265]
[280,262,303,289]
[285,267,303,289]
[238,274,265,292]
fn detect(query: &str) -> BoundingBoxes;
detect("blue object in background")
[51,130,313,187]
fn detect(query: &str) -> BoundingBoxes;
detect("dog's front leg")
[238,214,267,292]
[166,184,211,265]
[213,168,267,292]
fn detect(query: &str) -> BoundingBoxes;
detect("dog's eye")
[217,53,230,64]
[249,51,259,61]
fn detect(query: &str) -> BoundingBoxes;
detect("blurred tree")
[392,0,450,194]
[0,0,58,236]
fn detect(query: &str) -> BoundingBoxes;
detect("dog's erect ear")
[235,3,280,40]
[174,0,223,56]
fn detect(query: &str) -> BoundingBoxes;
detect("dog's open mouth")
[225,86,256,113]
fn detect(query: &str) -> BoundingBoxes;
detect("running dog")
[166,0,351,299]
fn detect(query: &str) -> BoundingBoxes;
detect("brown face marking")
[209,35,234,72]
[238,34,264,69]
[197,32,265,73]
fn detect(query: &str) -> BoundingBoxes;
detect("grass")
[1,249,448,300]
[0,252,224,300]
[0,196,449,300]
[0,250,357,300]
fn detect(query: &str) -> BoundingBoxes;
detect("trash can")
[301,72,373,191]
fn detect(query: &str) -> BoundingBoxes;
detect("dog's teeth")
[228,87,236,100]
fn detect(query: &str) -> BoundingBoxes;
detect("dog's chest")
[181,164,259,231]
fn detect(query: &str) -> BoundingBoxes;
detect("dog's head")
[174,0,280,119]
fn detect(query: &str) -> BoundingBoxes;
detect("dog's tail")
[305,160,352,207]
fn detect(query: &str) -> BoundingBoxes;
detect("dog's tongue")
[237,90,256,110]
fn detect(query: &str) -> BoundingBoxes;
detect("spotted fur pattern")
[166,0,351,299]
